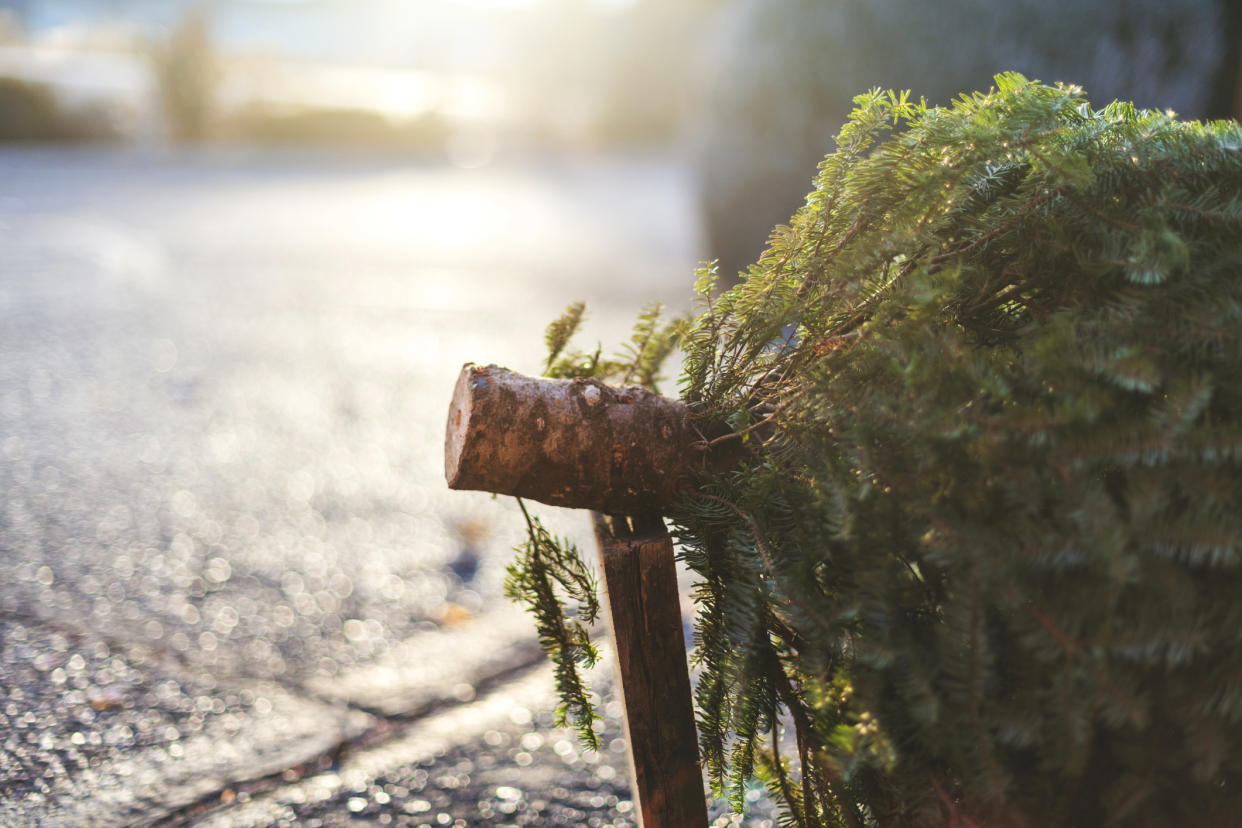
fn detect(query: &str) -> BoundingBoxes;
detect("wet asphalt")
[0,146,779,827]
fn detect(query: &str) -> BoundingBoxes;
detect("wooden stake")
[593,513,707,828]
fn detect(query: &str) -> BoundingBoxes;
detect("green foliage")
[695,0,1236,286]
[543,301,587,374]
[617,302,682,389]
[543,301,682,392]
[505,500,602,749]
[668,74,1242,826]
[515,77,1242,823]
[506,304,684,750]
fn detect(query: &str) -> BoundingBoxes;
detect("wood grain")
[593,513,707,828]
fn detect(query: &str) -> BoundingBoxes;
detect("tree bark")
[445,364,694,514]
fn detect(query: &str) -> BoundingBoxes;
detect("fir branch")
[693,390,806,451]
[543,301,586,374]
[693,492,833,635]
[768,719,806,828]
[506,499,601,750]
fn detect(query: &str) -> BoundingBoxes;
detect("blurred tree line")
[135,0,724,151]
[0,77,122,142]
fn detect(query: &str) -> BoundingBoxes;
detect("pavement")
[0,146,780,827]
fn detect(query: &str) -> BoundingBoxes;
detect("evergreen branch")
[1011,587,1149,727]
[507,498,601,750]
[1056,183,1143,233]
[694,492,833,635]
[770,718,806,828]
[543,301,586,373]
[773,666,861,828]
[694,391,806,451]
[925,188,1064,267]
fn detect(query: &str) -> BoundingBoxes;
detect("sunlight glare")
[449,0,539,8]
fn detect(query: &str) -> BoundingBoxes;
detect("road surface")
[0,146,777,826]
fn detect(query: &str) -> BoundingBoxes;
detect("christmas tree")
[513,75,1242,826]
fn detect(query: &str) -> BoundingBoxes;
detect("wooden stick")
[445,364,694,514]
[593,512,707,828]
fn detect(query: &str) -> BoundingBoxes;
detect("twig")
[770,713,807,828]
[694,391,805,451]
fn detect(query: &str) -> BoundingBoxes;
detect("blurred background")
[0,1,1238,825]
[0,0,714,151]
[0,0,1238,273]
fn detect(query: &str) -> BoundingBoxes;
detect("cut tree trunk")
[445,363,696,514]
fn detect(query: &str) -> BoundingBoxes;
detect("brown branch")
[1013,589,1148,727]
[773,666,861,828]
[694,391,805,451]
[770,714,807,828]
